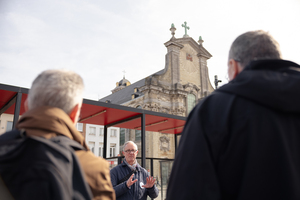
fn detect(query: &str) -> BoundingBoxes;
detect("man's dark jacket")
[167,60,300,200]
[110,161,159,200]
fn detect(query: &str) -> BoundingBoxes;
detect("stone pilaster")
[164,41,184,88]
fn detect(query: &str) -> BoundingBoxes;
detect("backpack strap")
[117,169,138,185]
[49,136,86,151]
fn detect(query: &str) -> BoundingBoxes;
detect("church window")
[135,130,141,141]
[187,94,196,114]
[132,94,139,99]
[136,105,142,109]
[120,128,125,146]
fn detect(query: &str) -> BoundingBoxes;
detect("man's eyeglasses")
[124,149,137,153]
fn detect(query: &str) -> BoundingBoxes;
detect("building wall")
[0,113,17,135]
[84,124,120,168]
[84,124,120,166]
[180,44,201,86]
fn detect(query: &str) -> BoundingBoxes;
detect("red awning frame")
[0,83,186,167]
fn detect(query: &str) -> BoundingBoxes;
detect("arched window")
[187,94,196,114]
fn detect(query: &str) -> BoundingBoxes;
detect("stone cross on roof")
[182,21,190,38]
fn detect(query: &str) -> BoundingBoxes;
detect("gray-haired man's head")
[27,69,84,115]
[229,30,282,68]
[123,141,138,152]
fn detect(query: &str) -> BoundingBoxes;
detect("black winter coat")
[110,162,159,200]
[167,60,300,200]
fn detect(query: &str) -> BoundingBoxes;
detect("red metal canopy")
[0,83,186,134]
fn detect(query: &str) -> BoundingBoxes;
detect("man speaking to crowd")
[110,141,159,200]
[167,30,300,200]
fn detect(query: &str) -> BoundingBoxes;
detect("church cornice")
[170,37,212,59]
[197,47,212,59]
[140,85,163,93]
[140,84,191,97]
[140,81,202,97]
[164,40,184,49]
[173,37,199,50]
[183,83,201,92]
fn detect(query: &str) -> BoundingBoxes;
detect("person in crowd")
[110,141,159,200]
[0,69,116,200]
[167,30,300,200]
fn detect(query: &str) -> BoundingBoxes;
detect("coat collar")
[245,59,300,71]
[121,160,142,171]
[16,106,88,149]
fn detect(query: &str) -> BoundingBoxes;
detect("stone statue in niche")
[160,135,170,152]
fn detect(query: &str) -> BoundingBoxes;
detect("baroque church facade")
[100,23,214,152]
[99,23,214,197]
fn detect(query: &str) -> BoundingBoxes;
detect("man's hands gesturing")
[142,176,156,188]
[126,174,138,188]
[126,173,156,189]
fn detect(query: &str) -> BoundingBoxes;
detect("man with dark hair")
[167,30,300,200]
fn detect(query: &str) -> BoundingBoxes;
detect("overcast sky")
[1,0,299,100]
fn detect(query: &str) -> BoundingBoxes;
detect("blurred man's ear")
[24,99,28,112]
[69,104,81,124]
[228,59,243,81]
